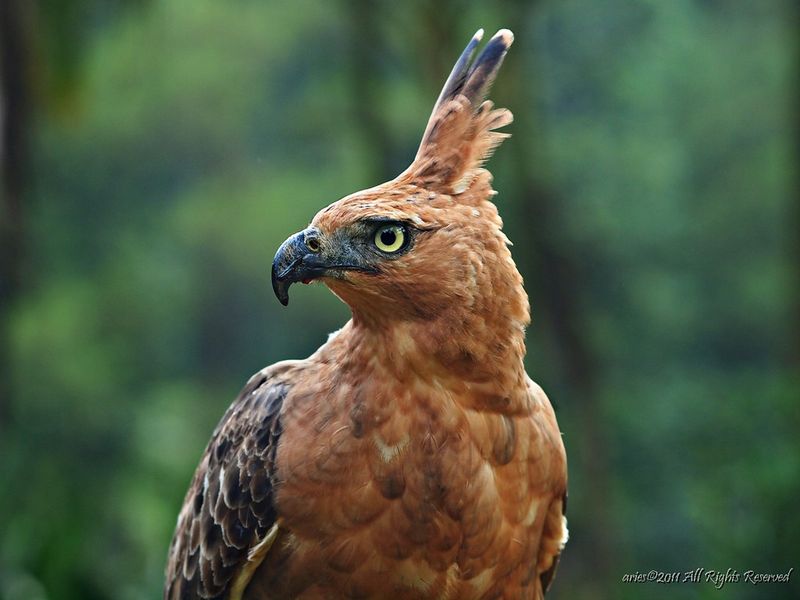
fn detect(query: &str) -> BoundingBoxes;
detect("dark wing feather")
[164,365,293,600]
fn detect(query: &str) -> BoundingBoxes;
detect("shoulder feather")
[164,363,297,599]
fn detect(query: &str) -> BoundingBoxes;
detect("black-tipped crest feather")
[410,29,514,195]
[462,29,513,106]
[418,29,484,149]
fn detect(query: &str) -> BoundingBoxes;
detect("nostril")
[305,235,321,253]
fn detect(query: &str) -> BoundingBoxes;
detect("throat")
[335,295,530,412]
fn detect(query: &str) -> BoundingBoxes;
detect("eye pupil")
[380,230,396,246]
[374,224,406,253]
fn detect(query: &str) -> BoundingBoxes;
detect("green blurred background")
[1,1,797,598]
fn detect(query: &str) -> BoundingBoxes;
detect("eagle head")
[272,29,524,328]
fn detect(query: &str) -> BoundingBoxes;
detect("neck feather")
[325,259,531,414]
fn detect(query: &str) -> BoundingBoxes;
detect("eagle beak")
[272,227,379,306]
[271,229,323,306]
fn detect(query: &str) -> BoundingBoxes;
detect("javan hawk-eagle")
[165,28,568,600]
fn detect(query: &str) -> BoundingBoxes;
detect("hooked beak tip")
[271,266,291,306]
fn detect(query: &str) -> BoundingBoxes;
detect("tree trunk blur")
[344,0,396,181]
[0,0,31,429]
[411,1,461,91]
[508,141,616,582]
[793,2,800,370]
[502,0,616,585]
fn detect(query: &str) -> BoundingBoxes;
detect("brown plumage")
[165,28,568,600]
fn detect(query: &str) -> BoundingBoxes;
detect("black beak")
[272,227,379,306]
[271,229,324,306]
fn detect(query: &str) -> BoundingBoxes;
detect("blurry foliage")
[0,0,797,599]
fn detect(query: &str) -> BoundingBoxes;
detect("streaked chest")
[264,375,537,598]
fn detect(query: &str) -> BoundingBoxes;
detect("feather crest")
[409,29,514,195]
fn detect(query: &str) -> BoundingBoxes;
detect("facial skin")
[271,215,418,308]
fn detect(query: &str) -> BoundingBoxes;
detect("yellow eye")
[374,224,406,253]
